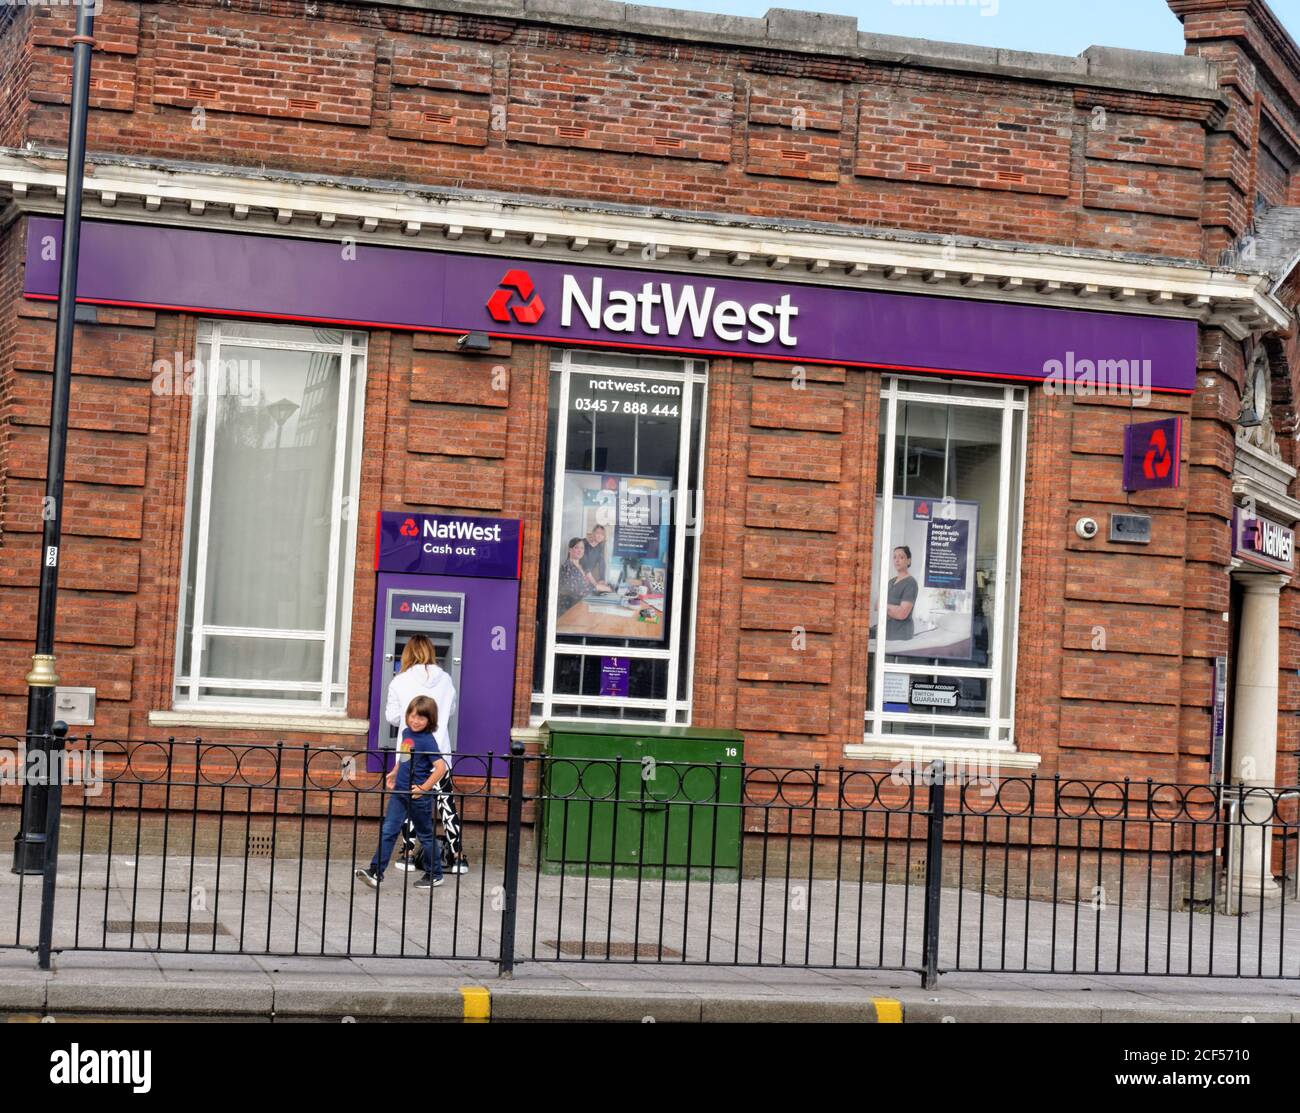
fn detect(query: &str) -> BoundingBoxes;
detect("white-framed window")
[531,349,708,725]
[173,321,367,712]
[866,377,1027,748]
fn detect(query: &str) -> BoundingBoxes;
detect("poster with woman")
[555,471,672,642]
[869,495,979,660]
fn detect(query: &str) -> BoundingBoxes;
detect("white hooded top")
[386,663,457,759]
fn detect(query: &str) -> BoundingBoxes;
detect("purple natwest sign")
[1233,509,1295,573]
[24,218,1196,393]
[1122,417,1182,492]
[376,511,522,580]
[389,593,462,622]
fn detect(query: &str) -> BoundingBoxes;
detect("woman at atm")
[386,635,469,875]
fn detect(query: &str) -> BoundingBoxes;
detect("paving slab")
[47,951,161,972]
[154,952,265,974]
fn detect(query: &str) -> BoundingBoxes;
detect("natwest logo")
[487,269,545,325]
[1142,427,1172,481]
[1244,516,1294,566]
[561,275,799,347]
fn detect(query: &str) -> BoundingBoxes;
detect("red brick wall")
[4,0,1232,262]
[3,0,1299,796]
[0,7,33,150]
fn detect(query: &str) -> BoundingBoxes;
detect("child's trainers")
[354,867,381,888]
[451,857,470,874]
[414,874,444,889]
[394,849,418,873]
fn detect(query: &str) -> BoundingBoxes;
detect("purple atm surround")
[369,512,523,776]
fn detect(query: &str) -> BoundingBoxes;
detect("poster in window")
[555,470,671,643]
[869,496,979,661]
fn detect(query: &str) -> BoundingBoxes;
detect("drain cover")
[543,940,682,959]
[103,920,230,936]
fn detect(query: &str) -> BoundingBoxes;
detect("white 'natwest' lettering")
[562,275,798,347]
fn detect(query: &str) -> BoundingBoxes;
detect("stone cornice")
[0,146,1288,340]
[349,0,1222,100]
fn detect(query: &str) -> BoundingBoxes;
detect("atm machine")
[375,588,464,752]
[368,511,523,774]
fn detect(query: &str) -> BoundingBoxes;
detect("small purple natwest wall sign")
[376,511,522,579]
[1123,417,1182,492]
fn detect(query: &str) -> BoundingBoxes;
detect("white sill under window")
[150,708,370,735]
[847,739,1041,771]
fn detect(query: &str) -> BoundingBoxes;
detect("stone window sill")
[845,742,1042,771]
[148,710,369,735]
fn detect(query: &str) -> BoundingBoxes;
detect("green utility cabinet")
[540,722,744,880]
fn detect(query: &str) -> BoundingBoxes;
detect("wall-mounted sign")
[1109,512,1152,544]
[24,217,1198,393]
[1122,417,1182,491]
[375,511,523,580]
[1232,508,1295,573]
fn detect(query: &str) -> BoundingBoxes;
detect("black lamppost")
[12,2,97,874]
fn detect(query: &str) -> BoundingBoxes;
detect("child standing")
[355,695,446,890]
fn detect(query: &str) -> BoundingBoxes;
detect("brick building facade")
[2,1,1300,890]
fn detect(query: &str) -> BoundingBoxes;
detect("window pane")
[568,350,684,373]
[551,654,669,700]
[202,346,341,632]
[676,379,706,702]
[875,400,1001,668]
[178,342,212,683]
[882,721,990,741]
[898,378,1005,402]
[535,354,702,723]
[333,350,365,689]
[553,370,684,648]
[999,408,1025,720]
[201,636,324,684]
[882,671,990,719]
[216,322,348,346]
[868,382,1023,747]
[198,685,322,704]
[177,323,366,710]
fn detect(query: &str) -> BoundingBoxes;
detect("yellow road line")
[459,985,491,1023]
[872,997,903,1023]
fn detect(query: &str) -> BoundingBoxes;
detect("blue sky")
[632,0,1300,56]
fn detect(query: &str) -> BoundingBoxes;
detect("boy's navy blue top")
[394,728,444,792]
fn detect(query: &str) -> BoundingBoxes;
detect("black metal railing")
[2,732,1297,984]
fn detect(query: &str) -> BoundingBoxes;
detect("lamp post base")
[11,830,48,875]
